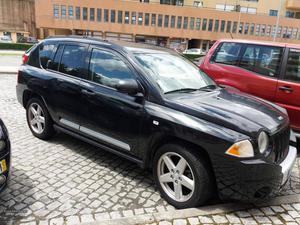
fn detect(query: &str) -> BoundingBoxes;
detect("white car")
[183,48,204,55]
[0,36,12,43]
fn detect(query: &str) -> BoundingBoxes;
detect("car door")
[78,47,145,156]
[275,48,300,132]
[45,43,89,132]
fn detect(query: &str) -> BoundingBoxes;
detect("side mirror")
[115,79,141,95]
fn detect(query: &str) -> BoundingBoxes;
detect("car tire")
[26,98,55,140]
[153,143,214,209]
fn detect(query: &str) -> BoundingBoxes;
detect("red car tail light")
[22,53,29,64]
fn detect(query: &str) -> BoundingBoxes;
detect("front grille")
[272,127,290,163]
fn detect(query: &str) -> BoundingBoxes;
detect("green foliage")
[0,43,33,51]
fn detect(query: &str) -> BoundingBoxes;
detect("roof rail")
[45,35,108,42]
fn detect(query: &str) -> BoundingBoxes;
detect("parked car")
[0,118,11,192]
[0,36,12,43]
[200,39,300,142]
[17,36,297,208]
[183,48,204,55]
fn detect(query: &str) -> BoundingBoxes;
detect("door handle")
[81,89,95,96]
[279,86,293,93]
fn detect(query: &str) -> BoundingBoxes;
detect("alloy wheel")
[28,103,45,134]
[157,152,195,202]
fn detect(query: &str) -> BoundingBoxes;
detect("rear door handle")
[81,89,95,96]
[279,86,293,93]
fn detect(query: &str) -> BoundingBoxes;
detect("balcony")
[286,0,300,10]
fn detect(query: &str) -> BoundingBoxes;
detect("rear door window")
[240,44,283,77]
[213,42,243,65]
[48,45,64,71]
[285,49,300,82]
[39,43,57,68]
[59,45,86,78]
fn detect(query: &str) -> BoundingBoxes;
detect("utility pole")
[273,0,283,42]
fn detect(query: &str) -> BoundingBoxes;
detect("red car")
[200,39,300,139]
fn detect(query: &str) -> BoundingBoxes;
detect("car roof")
[45,35,176,55]
[219,39,300,49]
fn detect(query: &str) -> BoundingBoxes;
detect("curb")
[78,194,300,225]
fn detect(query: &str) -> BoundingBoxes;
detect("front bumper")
[213,144,297,202]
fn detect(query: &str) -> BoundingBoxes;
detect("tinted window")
[49,45,64,71]
[240,45,283,77]
[59,45,86,77]
[40,43,57,68]
[213,42,243,65]
[89,49,134,88]
[285,49,300,82]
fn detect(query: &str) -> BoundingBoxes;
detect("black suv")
[0,118,11,192]
[17,36,297,208]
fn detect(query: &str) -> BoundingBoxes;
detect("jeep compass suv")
[16,36,297,208]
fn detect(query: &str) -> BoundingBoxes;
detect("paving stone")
[198,216,213,223]
[212,215,228,223]
[187,217,199,225]
[65,215,80,225]
[173,219,187,225]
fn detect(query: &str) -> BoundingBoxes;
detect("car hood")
[166,88,289,137]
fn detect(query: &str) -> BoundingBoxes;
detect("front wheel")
[26,98,55,140]
[153,143,214,209]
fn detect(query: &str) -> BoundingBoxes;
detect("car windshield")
[134,52,215,94]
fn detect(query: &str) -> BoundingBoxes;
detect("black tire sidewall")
[26,98,54,140]
[153,143,213,209]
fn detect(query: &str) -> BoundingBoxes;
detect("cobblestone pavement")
[0,74,299,225]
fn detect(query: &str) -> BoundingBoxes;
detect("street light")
[273,0,283,42]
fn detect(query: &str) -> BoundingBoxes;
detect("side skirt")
[53,125,144,168]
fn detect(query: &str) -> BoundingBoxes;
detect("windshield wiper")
[164,88,198,94]
[198,84,218,91]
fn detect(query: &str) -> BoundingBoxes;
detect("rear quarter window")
[27,45,40,68]
[39,43,57,69]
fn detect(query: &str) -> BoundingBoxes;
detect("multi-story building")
[0,0,36,42]
[35,0,300,51]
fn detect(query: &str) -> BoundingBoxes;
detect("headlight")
[225,140,254,158]
[258,131,269,154]
[0,140,5,151]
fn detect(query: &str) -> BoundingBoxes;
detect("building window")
[277,26,282,37]
[190,17,195,30]
[158,14,163,27]
[261,24,266,36]
[97,9,102,22]
[208,19,213,31]
[61,5,66,19]
[177,16,182,29]
[269,10,278,17]
[292,28,298,39]
[125,11,130,24]
[244,23,249,34]
[193,1,203,7]
[271,25,276,37]
[226,21,232,33]
[90,8,95,21]
[183,17,188,29]
[171,16,176,28]
[54,5,59,18]
[196,18,201,30]
[68,6,74,19]
[232,22,238,33]
[164,15,169,28]
[286,11,295,18]
[75,7,80,20]
[145,13,149,26]
[266,25,271,36]
[138,13,143,25]
[118,11,122,24]
[255,24,260,36]
[202,18,207,30]
[241,7,257,14]
[151,14,156,26]
[104,9,109,22]
[111,10,115,23]
[131,12,136,24]
[239,22,244,34]
[250,23,255,35]
[220,20,225,32]
[160,0,184,6]
[214,20,219,32]
[216,4,235,11]
[83,7,88,20]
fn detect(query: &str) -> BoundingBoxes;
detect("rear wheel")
[26,98,55,140]
[153,143,214,209]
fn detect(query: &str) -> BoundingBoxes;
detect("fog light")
[258,131,269,154]
[0,141,5,151]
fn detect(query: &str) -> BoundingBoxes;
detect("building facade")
[35,0,300,51]
[0,0,36,42]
